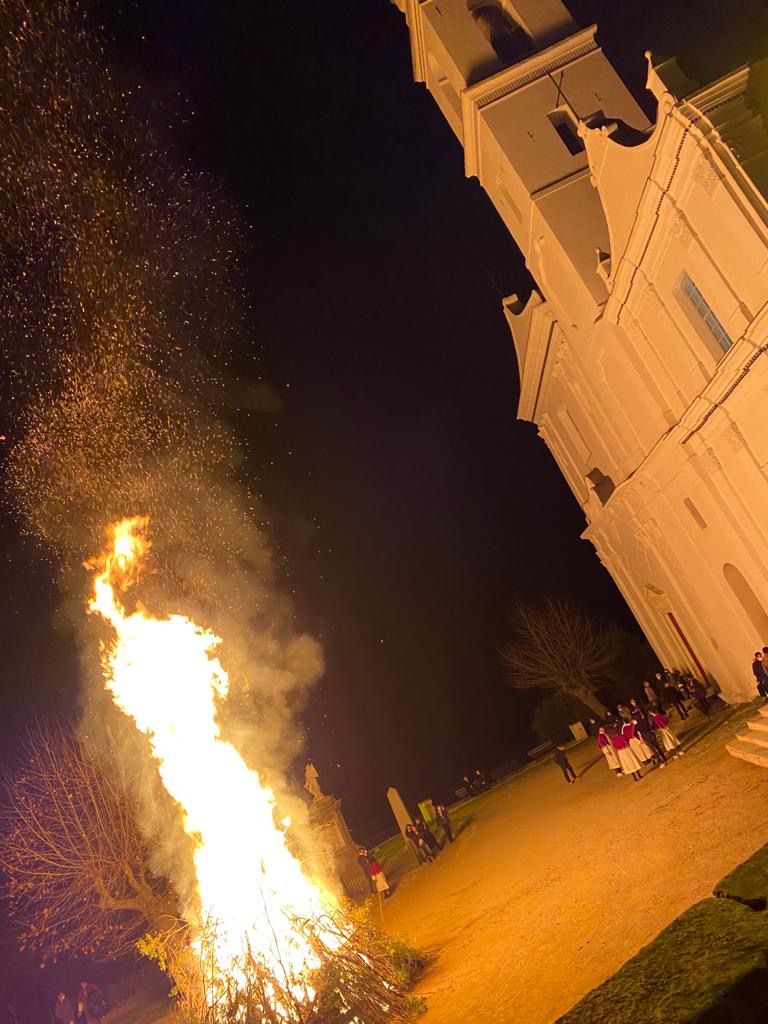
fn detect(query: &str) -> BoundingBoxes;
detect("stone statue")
[304,760,324,801]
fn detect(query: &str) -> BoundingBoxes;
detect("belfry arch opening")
[723,563,768,640]
[467,1,532,64]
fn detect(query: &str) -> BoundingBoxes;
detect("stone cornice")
[461,26,598,179]
[503,292,558,422]
[402,0,427,83]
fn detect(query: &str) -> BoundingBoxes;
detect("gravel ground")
[381,705,768,1024]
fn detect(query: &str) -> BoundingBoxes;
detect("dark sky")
[2,0,767,838]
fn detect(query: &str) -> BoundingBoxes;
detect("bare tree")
[502,600,614,715]
[0,722,178,961]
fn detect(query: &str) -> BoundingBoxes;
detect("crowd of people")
[572,667,707,784]
[357,804,455,895]
[53,984,106,1024]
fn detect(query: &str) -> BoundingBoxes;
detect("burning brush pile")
[0,0,426,1020]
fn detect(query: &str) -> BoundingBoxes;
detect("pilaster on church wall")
[545,340,625,486]
[583,514,685,672]
[681,415,768,587]
[537,412,589,504]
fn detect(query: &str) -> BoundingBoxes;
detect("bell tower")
[395,0,650,336]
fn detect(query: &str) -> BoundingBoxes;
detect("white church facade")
[395,0,768,703]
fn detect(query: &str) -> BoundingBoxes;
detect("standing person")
[642,680,658,707]
[629,698,644,718]
[357,847,375,894]
[415,817,440,855]
[634,711,666,767]
[662,679,688,720]
[597,727,621,774]
[689,678,710,715]
[77,983,105,1024]
[609,728,643,781]
[622,718,654,766]
[404,824,426,865]
[553,744,577,783]
[434,803,453,843]
[368,856,391,897]
[654,671,669,708]
[651,708,684,758]
[753,652,768,699]
[54,994,75,1024]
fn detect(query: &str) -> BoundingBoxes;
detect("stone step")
[736,730,768,750]
[726,740,768,769]
[746,717,768,733]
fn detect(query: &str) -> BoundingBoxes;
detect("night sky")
[1,0,767,839]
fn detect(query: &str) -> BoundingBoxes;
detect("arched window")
[469,2,531,64]
[723,563,768,639]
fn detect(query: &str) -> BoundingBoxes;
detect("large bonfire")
[87,516,337,1011]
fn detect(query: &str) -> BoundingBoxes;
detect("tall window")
[681,273,733,354]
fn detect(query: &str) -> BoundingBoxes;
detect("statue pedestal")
[308,795,368,899]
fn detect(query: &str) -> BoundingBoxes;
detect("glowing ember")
[87,516,334,992]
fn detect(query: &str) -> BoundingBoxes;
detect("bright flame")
[87,516,334,994]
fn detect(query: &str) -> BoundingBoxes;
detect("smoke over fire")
[0,0,326,947]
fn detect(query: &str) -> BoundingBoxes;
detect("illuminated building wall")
[395,0,768,701]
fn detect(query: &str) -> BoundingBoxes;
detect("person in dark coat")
[553,744,577,783]
[753,652,768,699]
[689,678,710,715]
[54,994,74,1024]
[634,710,666,766]
[414,816,440,854]
[662,681,688,720]
[405,823,430,864]
[357,846,375,893]
[434,803,453,843]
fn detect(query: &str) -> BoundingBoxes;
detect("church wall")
[398,0,768,704]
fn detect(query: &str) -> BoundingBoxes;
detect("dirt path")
[381,707,768,1024]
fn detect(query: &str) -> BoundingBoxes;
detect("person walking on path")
[369,857,391,897]
[753,652,768,699]
[434,803,453,843]
[357,847,375,894]
[597,727,621,774]
[651,708,684,758]
[553,744,577,783]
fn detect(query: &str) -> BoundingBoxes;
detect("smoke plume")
[0,0,323,911]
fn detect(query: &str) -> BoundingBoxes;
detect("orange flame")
[87,516,335,995]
